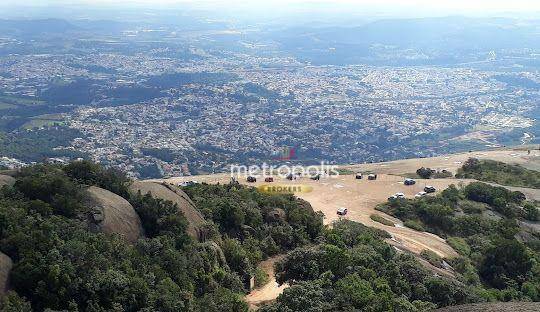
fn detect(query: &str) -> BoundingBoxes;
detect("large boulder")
[0,175,15,188]
[85,186,144,243]
[0,252,13,298]
[129,181,206,241]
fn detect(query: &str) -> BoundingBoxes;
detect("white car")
[415,191,427,198]
[389,193,405,200]
[337,207,348,216]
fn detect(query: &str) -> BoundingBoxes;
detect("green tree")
[480,239,533,289]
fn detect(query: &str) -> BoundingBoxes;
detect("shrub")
[404,220,425,232]
[253,267,269,288]
[370,214,395,226]
[523,202,539,221]
[420,250,443,268]
[416,167,433,179]
[447,237,471,256]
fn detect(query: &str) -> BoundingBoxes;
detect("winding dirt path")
[245,255,288,310]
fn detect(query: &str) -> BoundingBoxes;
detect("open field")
[21,113,64,129]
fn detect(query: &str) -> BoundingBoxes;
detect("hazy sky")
[2,0,540,21]
[4,0,540,12]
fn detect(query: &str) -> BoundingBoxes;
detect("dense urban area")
[1,18,539,178]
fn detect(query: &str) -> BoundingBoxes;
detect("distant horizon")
[2,0,540,21]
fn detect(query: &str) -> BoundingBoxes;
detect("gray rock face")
[0,175,15,188]
[85,186,144,243]
[129,181,206,241]
[0,252,13,298]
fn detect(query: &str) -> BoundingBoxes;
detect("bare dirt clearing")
[155,148,540,258]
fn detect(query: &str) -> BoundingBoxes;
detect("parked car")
[424,186,436,193]
[355,173,363,180]
[415,191,427,198]
[311,174,321,181]
[247,176,257,183]
[368,174,378,180]
[389,193,405,200]
[286,174,294,180]
[404,178,416,185]
[264,177,274,182]
[337,207,348,216]
[180,181,198,187]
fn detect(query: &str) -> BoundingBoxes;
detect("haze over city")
[1,2,540,312]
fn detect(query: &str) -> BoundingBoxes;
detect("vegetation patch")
[253,267,270,289]
[420,249,444,268]
[456,158,540,189]
[404,219,426,231]
[446,237,471,256]
[370,214,395,226]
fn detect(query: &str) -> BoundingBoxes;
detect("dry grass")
[85,186,144,244]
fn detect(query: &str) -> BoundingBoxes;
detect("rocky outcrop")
[129,181,206,241]
[0,175,15,188]
[0,252,13,298]
[266,208,286,223]
[85,186,144,243]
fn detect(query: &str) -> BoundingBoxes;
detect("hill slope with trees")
[0,161,323,311]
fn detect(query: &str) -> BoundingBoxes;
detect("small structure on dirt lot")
[368,174,378,180]
[355,173,363,179]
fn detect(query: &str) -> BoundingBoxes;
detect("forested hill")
[1,161,539,311]
[0,161,323,311]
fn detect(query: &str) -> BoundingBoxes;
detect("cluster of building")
[1,44,539,178]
